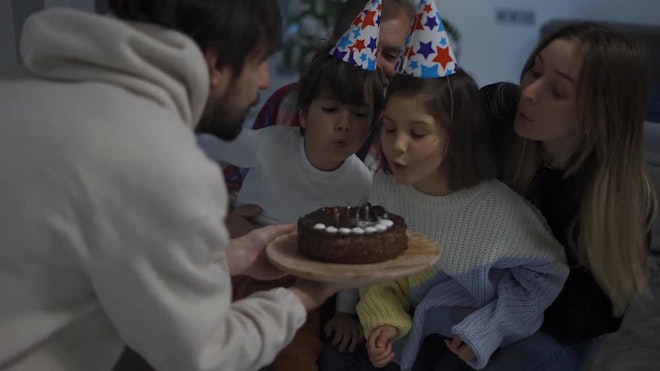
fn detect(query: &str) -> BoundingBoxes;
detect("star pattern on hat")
[433,45,454,69]
[417,41,434,59]
[362,9,377,29]
[424,16,438,30]
[394,0,458,78]
[413,13,425,31]
[329,0,381,71]
[368,37,378,52]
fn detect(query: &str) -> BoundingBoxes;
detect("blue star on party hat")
[329,0,381,71]
[395,0,458,78]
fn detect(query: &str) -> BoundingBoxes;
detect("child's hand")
[367,325,397,368]
[323,312,364,352]
[445,334,476,362]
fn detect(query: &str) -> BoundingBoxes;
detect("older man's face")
[376,12,412,79]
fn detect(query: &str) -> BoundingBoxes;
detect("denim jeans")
[325,306,470,371]
[318,337,400,371]
[408,305,598,371]
[415,331,598,371]
[481,331,599,371]
[413,334,469,371]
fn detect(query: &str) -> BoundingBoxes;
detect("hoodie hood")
[19,8,209,128]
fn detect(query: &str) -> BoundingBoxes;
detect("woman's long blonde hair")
[502,23,658,315]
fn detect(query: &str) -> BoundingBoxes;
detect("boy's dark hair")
[384,70,497,190]
[108,0,282,74]
[297,45,386,129]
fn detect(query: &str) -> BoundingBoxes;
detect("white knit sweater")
[357,174,569,369]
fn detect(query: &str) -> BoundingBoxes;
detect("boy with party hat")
[198,1,385,369]
[356,0,569,370]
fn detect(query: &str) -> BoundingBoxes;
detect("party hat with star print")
[329,0,381,71]
[395,0,458,78]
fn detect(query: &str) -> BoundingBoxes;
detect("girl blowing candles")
[356,1,569,370]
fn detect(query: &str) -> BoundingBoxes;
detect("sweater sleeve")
[82,128,306,371]
[452,262,568,369]
[451,184,569,369]
[357,278,411,340]
[196,129,266,168]
[357,269,434,340]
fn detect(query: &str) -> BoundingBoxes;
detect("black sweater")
[530,166,623,344]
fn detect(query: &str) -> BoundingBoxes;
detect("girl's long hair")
[502,22,658,314]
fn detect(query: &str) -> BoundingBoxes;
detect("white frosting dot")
[375,224,388,231]
[325,226,338,234]
[339,227,352,235]
[379,219,394,227]
[313,223,326,230]
[352,227,365,235]
[365,226,378,234]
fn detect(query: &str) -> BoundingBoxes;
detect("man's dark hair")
[108,0,282,74]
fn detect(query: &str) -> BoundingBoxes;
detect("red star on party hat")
[394,0,458,78]
[329,0,381,71]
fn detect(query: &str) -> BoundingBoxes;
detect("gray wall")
[435,0,660,86]
[0,0,96,73]
[0,1,17,72]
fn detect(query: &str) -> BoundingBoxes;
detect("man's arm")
[83,128,314,371]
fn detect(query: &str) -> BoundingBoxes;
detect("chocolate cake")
[297,204,408,264]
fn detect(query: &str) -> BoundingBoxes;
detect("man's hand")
[226,223,294,280]
[445,334,476,363]
[225,204,262,238]
[324,312,364,353]
[367,325,397,368]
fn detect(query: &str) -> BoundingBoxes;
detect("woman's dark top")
[530,166,623,344]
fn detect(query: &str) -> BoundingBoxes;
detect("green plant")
[278,0,344,73]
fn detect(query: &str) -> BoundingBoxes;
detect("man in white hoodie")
[0,1,341,370]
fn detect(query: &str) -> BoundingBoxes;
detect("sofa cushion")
[645,121,660,253]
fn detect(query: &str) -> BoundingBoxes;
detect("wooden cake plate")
[266,230,441,286]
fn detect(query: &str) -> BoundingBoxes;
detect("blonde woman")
[481,22,658,370]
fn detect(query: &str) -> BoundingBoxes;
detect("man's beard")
[196,86,258,141]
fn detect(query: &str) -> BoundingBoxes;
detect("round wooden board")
[266,230,441,286]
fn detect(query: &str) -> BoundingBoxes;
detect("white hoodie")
[0,8,305,371]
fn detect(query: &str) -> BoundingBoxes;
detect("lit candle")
[334,207,340,225]
[364,204,370,220]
